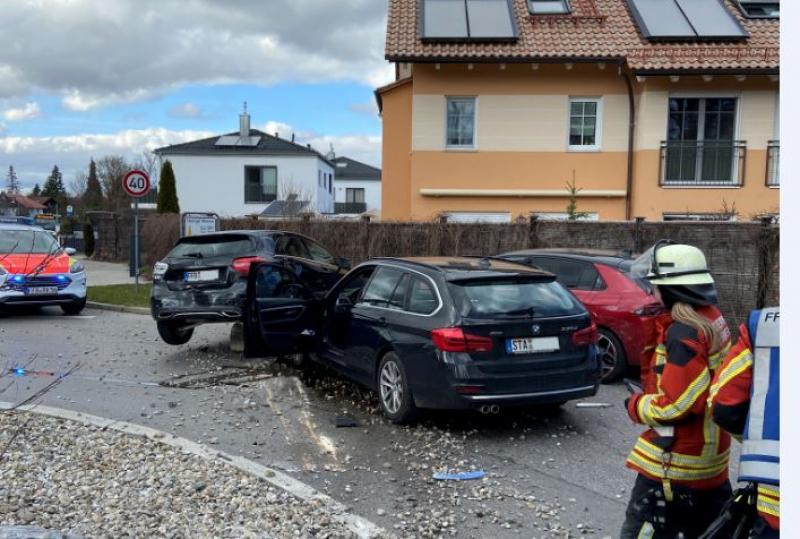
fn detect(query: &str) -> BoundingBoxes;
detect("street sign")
[66,205,74,217]
[123,169,151,292]
[182,212,219,237]
[122,170,151,198]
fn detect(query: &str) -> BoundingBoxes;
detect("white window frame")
[662,213,738,222]
[531,212,599,221]
[446,212,510,223]
[663,93,743,188]
[567,97,603,152]
[445,96,478,151]
[528,0,571,14]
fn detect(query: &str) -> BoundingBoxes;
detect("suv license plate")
[26,286,59,296]
[184,270,219,282]
[506,337,560,355]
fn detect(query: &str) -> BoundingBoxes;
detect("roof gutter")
[620,60,636,221]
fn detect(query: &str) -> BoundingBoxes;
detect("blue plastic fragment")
[432,470,486,481]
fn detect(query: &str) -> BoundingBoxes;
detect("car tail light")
[431,328,493,353]
[634,302,665,317]
[572,323,599,347]
[231,256,267,277]
[455,385,485,395]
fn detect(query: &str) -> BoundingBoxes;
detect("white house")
[332,157,381,216]
[154,110,335,218]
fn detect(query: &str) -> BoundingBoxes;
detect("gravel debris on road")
[0,411,363,539]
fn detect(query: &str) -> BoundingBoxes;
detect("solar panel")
[422,0,468,39]
[215,136,262,147]
[626,0,695,40]
[466,0,516,39]
[627,0,748,41]
[676,0,747,39]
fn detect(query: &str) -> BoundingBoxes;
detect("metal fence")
[659,140,747,187]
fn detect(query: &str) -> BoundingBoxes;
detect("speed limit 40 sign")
[122,170,151,198]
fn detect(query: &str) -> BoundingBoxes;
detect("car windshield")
[168,235,255,259]
[0,230,60,255]
[448,277,585,319]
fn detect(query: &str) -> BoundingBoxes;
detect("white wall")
[333,180,382,212]
[162,154,333,217]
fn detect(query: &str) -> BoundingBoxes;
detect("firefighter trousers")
[620,475,732,539]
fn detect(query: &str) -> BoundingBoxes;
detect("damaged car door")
[243,262,321,358]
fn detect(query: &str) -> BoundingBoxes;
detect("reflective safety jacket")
[626,305,733,495]
[709,307,780,531]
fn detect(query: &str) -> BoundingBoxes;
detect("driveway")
[0,307,649,538]
[79,256,149,287]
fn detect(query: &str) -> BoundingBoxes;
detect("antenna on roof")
[243,101,248,113]
[291,133,296,143]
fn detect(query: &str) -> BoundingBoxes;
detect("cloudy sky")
[0,0,392,192]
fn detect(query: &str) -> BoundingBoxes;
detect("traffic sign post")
[122,170,152,292]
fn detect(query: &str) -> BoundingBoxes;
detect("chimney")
[291,133,296,143]
[239,101,250,138]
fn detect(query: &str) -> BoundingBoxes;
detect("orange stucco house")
[377,0,779,223]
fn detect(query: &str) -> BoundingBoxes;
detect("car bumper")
[151,280,245,323]
[407,349,602,410]
[0,272,86,307]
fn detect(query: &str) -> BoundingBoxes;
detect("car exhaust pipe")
[479,405,492,415]
[489,404,500,414]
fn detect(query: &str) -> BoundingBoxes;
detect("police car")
[0,223,87,314]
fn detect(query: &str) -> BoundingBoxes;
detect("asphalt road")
[0,306,645,538]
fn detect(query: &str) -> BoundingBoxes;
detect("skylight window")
[737,1,779,18]
[528,0,571,14]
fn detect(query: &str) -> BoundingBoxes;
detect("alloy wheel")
[379,360,403,415]
[597,333,619,378]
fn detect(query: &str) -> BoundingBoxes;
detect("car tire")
[61,298,86,316]
[157,321,194,346]
[377,352,417,425]
[598,328,627,383]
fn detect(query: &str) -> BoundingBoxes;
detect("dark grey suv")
[151,230,348,345]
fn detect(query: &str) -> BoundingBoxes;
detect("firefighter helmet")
[631,240,714,286]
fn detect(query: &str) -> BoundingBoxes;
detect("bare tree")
[96,156,131,212]
[278,177,315,219]
[69,170,87,199]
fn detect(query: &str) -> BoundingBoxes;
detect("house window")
[663,212,737,222]
[663,97,742,186]
[568,98,601,151]
[328,173,333,194]
[346,188,365,203]
[446,97,476,149]
[736,1,778,18]
[528,0,570,14]
[244,166,277,203]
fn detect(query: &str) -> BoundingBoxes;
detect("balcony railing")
[659,140,747,187]
[335,202,367,214]
[766,140,779,187]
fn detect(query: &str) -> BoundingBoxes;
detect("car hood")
[0,253,71,275]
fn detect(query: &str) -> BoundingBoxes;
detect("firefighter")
[621,241,733,539]
[708,307,780,538]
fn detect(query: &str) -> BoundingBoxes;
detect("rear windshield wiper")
[500,307,537,318]
[177,252,205,259]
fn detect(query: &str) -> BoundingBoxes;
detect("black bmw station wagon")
[244,257,601,423]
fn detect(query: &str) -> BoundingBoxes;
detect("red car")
[498,249,664,382]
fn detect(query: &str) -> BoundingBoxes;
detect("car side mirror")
[335,295,353,313]
[337,257,352,270]
[64,247,77,256]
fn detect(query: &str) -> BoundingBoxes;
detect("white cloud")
[3,102,41,121]
[0,0,393,109]
[261,120,381,168]
[168,103,205,119]
[0,128,213,191]
[0,124,381,193]
[348,101,379,117]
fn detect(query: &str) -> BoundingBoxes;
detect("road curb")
[0,402,386,539]
[86,301,150,316]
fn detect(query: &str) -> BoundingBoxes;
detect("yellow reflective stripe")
[756,496,780,518]
[758,484,780,498]
[627,452,728,481]
[640,368,711,422]
[708,349,753,403]
[708,341,732,371]
[702,406,721,457]
[633,438,729,468]
[637,522,655,539]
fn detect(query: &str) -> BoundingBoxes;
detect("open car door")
[244,262,320,358]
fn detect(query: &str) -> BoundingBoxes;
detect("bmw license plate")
[184,270,219,282]
[25,286,59,296]
[506,337,560,355]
